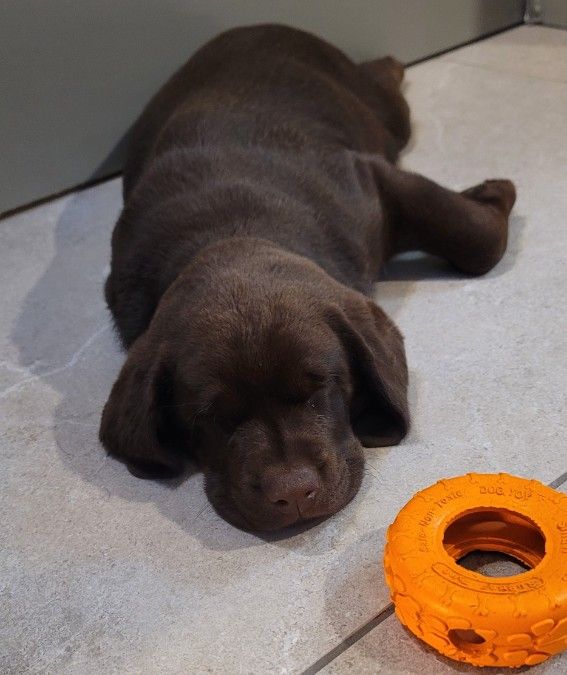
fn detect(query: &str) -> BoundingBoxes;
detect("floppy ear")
[99,332,185,479]
[331,294,409,447]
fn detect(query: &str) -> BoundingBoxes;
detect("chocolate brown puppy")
[100,25,516,530]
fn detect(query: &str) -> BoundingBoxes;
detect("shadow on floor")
[376,213,526,318]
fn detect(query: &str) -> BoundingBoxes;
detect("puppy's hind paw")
[462,179,517,217]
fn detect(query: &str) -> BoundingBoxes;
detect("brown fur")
[100,25,516,530]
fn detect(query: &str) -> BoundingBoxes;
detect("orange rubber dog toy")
[384,473,567,667]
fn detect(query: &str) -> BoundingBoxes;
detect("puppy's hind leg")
[360,56,405,87]
[370,158,516,276]
[358,56,411,151]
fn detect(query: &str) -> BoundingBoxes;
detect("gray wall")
[539,0,567,27]
[0,0,524,214]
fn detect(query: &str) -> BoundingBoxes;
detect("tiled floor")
[1,24,566,675]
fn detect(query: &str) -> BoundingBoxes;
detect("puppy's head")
[100,243,409,530]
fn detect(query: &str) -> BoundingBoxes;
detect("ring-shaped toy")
[384,473,567,667]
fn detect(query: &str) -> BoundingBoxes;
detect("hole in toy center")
[448,629,487,654]
[443,508,545,575]
[457,550,531,577]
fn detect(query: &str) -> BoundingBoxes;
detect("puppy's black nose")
[261,464,319,513]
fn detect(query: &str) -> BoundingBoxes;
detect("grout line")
[403,21,523,68]
[301,470,567,673]
[299,604,395,675]
[549,470,567,489]
[542,23,567,32]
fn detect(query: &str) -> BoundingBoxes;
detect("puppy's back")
[123,24,393,197]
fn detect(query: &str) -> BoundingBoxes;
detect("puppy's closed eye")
[282,369,330,405]
[305,370,328,385]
